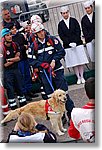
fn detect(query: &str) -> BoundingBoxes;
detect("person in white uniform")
[81,1,95,63]
[58,6,89,84]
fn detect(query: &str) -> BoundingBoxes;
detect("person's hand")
[50,60,55,69]
[69,43,76,48]
[14,122,20,131]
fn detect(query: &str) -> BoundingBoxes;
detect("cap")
[60,6,69,13]
[83,0,92,8]
[1,28,11,37]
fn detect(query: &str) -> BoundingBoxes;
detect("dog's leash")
[43,67,54,92]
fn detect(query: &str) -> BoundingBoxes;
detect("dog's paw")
[57,131,65,136]
[61,128,67,132]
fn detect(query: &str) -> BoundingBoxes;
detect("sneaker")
[81,78,85,84]
[77,79,81,85]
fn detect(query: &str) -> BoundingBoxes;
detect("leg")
[50,115,64,136]
[4,70,17,110]
[58,115,67,132]
[73,66,81,84]
[78,65,85,84]
[39,71,54,99]
[65,94,75,121]
[14,69,27,107]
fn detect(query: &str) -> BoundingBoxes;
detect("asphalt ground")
[0,84,88,143]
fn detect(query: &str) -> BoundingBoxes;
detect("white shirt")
[87,12,93,23]
[63,17,70,29]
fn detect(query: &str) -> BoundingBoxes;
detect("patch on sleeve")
[54,39,59,45]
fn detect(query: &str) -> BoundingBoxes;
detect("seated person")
[68,77,95,143]
[7,112,57,143]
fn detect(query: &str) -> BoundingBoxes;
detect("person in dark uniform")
[28,22,75,122]
[81,1,95,63]
[1,8,21,30]
[1,28,27,110]
[9,23,38,101]
[58,6,89,85]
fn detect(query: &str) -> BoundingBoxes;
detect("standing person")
[9,23,38,101]
[28,22,74,122]
[7,112,57,143]
[1,8,21,30]
[1,28,27,110]
[81,1,95,63]
[58,6,89,85]
[68,77,95,143]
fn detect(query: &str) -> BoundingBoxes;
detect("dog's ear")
[52,91,56,100]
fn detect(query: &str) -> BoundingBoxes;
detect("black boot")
[18,96,27,107]
[27,92,39,98]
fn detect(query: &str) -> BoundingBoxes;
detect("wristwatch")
[7,59,11,62]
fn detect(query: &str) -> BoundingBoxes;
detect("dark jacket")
[81,12,95,43]
[58,17,82,48]
[12,32,28,60]
[28,34,65,70]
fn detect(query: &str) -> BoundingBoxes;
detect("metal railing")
[19,0,86,37]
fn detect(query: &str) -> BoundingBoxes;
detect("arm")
[58,22,70,45]
[51,37,65,62]
[4,52,20,67]
[68,119,81,140]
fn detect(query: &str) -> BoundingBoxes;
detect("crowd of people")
[0,0,95,143]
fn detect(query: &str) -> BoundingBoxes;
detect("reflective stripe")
[27,54,36,59]
[38,46,54,54]
[41,92,46,95]
[54,66,64,72]
[45,46,53,51]
[9,99,15,102]
[2,104,8,109]
[19,98,26,103]
[10,102,17,107]
[47,93,53,98]
[3,111,10,115]
[41,86,43,89]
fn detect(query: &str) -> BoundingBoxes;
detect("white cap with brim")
[60,6,69,13]
[83,1,92,8]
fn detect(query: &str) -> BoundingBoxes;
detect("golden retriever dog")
[1,89,67,136]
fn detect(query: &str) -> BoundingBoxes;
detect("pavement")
[0,83,88,143]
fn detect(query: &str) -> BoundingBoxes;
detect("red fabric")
[45,100,53,114]
[82,102,95,109]
[40,62,49,69]
[68,119,80,140]
[0,86,9,115]
[68,101,95,140]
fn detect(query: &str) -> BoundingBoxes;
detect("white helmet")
[31,15,42,24]
[31,22,44,33]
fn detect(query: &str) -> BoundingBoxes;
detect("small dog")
[1,89,67,136]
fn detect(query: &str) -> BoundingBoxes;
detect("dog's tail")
[1,108,21,124]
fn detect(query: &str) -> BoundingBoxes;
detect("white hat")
[31,15,42,24]
[60,6,69,13]
[20,21,28,28]
[31,22,44,33]
[83,1,92,8]
[90,0,95,5]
